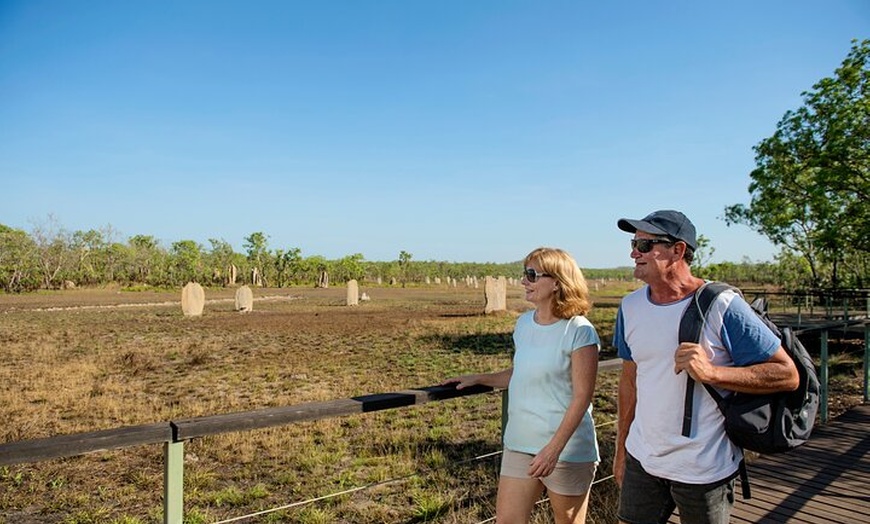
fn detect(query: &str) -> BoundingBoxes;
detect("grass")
[0,280,862,523]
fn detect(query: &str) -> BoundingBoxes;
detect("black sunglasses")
[522,268,551,282]
[631,238,674,253]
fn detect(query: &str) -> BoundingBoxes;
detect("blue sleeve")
[613,306,633,361]
[720,298,782,365]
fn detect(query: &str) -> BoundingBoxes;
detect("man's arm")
[674,344,799,394]
[613,359,637,487]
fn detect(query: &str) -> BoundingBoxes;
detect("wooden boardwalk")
[669,403,870,523]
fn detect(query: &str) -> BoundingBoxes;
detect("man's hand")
[674,342,716,382]
[613,449,626,487]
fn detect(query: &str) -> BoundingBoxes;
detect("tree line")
[0,216,810,294]
[0,218,639,293]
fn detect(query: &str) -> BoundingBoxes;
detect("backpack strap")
[679,282,733,437]
[679,281,753,500]
[738,459,751,499]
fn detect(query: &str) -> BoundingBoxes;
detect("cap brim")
[617,218,669,236]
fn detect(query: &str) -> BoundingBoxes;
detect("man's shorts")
[500,448,597,496]
[617,453,735,524]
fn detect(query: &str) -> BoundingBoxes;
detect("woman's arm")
[442,367,513,390]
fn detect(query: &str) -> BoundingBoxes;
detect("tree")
[207,238,237,285]
[127,235,164,285]
[170,240,204,285]
[398,250,412,287]
[691,234,715,271]
[29,214,70,289]
[69,228,114,286]
[333,253,365,283]
[273,247,302,287]
[0,224,39,292]
[725,39,870,288]
[243,232,270,285]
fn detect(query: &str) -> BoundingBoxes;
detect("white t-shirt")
[503,311,601,463]
[613,285,781,483]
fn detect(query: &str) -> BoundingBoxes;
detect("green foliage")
[273,246,302,286]
[333,253,366,282]
[725,39,870,288]
[206,238,237,285]
[243,232,271,283]
[181,507,211,524]
[410,488,453,521]
[169,240,205,285]
[0,223,39,292]
[691,234,715,270]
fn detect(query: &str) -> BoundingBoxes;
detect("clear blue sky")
[2,1,867,268]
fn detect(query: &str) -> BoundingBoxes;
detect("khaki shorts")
[500,448,597,496]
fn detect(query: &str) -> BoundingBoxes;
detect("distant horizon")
[3,2,866,267]
[3,212,774,271]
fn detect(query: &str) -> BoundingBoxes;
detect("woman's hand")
[441,374,480,390]
[528,443,560,478]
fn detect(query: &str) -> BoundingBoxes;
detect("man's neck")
[646,267,705,305]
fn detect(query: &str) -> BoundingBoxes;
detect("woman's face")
[521,260,558,307]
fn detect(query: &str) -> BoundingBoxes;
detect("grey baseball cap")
[617,210,697,250]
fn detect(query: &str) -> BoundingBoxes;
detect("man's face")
[629,231,676,282]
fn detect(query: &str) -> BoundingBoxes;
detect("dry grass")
[1,280,860,523]
[0,282,631,524]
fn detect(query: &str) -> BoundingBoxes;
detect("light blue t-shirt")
[503,311,601,463]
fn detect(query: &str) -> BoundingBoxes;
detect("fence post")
[164,440,184,524]
[864,323,869,403]
[796,298,802,327]
[820,329,829,425]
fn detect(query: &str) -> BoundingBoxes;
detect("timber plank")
[666,404,870,523]
[0,423,171,465]
[172,384,494,440]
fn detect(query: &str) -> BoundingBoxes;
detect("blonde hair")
[524,247,592,318]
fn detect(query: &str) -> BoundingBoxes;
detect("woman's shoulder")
[566,314,596,330]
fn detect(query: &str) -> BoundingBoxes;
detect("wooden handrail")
[0,359,626,467]
[0,423,171,466]
[171,384,496,440]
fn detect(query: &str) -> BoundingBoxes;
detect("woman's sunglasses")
[631,238,674,253]
[522,268,551,282]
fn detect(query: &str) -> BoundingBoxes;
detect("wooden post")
[796,299,802,327]
[164,440,184,524]
[864,323,869,404]
[820,329,829,425]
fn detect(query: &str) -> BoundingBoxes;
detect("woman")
[444,247,600,524]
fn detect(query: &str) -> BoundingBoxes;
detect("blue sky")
[1,1,867,268]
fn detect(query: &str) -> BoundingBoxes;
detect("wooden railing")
[741,288,869,324]
[0,359,617,523]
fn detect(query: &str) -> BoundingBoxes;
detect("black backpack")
[679,282,820,498]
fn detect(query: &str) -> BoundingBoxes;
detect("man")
[611,210,799,524]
